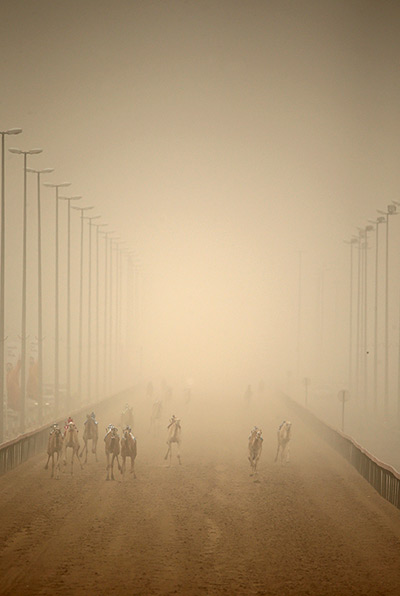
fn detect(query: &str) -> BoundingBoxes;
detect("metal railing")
[280,392,400,510]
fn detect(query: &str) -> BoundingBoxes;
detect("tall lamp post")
[377,204,397,417]
[59,195,81,410]
[93,223,107,399]
[0,127,22,442]
[109,236,120,395]
[26,167,54,426]
[101,230,115,396]
[344,237,358,395]
[9,146,43,433]
[362,223,374,405]
[84,214,101,403]
[392,200,400,423]
[44,182,71,417]
[368,216,386,412]
[72,205,94,401]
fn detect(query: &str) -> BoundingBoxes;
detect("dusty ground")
[0,389,400,596]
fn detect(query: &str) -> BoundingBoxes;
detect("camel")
[164,415,181,466]
[120,426,137,478]
[44,425,63,479]
[248,426,263,475]
[275,420,292,464]
[149,400,162,435]
[80,413,99,463]
[63,421,83,475]
[104,425,121,480]
[121,404,134,431]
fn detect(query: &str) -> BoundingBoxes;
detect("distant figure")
[248,426,263,475]
[165,415,181,466]
[6,360,21,411]
[104,425,121,481]
[45,425,63,479]
[121,426,137,478]
[275,420,292,464]
[80,412,99,463]
[244,384,253,406]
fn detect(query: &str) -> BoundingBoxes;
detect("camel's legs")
[92,439,98,461]
[164,442,171,462]
[131,456,136,478]
[55,452,60,479]
[106,452,110,480]
[80,440,88,463]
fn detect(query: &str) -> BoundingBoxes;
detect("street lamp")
[368,216,386,412]
[392,201,400,423]
[109,236,120,395]
[344,237,358,395]
[101,230,115,396]
[355,228,364,400]
[26,167,54,426]
[43,182,71,417]
[377,204,397,417]
[93,222,107,399]
[84,214,101,403]
[115,240,127,390]
[9,146,43,433]
[0,127,22,442]
[72,205,94,402]
[362,223,374,405]
[59,195,81,411]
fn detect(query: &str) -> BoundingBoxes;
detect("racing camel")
[248,426,263,475]
[275,420,292,464]
[45,425,63,479]
[63,421,83,475]
[104,425,122,480]
[164,415,181,466]
[80,412,99,463]
[120,426,137,478]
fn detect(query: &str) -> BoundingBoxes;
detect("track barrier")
[280,392,400,510]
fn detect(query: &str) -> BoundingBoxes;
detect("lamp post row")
[347,202,400,423]
[0,133,137,441]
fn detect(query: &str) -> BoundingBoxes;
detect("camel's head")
[51,424,61,436]
[123,425,132,437]
[108,425,118,438]
[66,421,76,433]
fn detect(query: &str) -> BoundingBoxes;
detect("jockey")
[64,416,74,435]
[167,414,177,429]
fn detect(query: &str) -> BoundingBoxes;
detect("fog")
[1,1,400,466]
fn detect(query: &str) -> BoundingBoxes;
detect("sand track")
[0,391,399,595]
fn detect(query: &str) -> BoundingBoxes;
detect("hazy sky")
[2,0,400,392]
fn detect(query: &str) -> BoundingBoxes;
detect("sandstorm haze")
[2,1,400,400]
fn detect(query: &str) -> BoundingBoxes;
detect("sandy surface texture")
[0,391,399,596]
